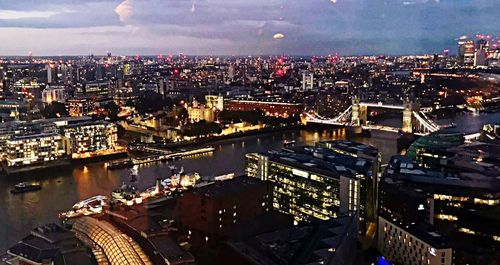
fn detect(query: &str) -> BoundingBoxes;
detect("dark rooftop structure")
[4,224,94,265]
[264,145,373,179]
[226,213,358,265]
[317,140,380,159]
[190,175,267,199]
[106,201,195,265]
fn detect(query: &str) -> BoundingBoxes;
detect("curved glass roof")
[407,132,464,157]
[72,217,151,265]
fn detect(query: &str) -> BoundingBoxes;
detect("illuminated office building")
[380,150,500,265]
[462,40,475,67]
[378,176,452,265]
[316,140,381,232]
[246,146,361,224]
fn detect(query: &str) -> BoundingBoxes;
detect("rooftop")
[6,224,94,265]
[385,154,500,193]
[227,213,357,265]
[189,175,265,199]
[317,140,380,159]
[261,145,374,179]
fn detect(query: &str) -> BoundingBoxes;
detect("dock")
[106,147,215,170]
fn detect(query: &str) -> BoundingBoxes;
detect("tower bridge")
[305,97,441,136]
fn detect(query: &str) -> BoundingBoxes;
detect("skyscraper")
[46,64,53,84]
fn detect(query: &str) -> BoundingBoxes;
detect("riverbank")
[1,151,128,177]
[138,124,305,150]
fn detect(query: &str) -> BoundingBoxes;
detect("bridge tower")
[351,96,367,126]
[402,99,420,133]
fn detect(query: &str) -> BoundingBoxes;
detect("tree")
[178,107,189,122]
[219,110,264,125]
[103,101,120,121]
[135,91,165,114]
[41,102,68,118]
[183,120,222,137]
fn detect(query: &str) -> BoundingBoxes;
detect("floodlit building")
[42,86,67,104]
[186,98,215,122]
[205,94,224,111]
[61,121,120,159]
[225,97,303,118]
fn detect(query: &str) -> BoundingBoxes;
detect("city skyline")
[1,0,499,56]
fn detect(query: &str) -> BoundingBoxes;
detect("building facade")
[6,133,66,167]
[42,86,67,104]
[68,98,95,117]
[246,147,361,224]
[225,98,303,118]
[378,216,453,265]
[61,121,119,159]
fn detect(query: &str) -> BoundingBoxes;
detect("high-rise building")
[302,71,314,90]
[46,64,53,84]
[462,40,475,67]
[316,140,381,234]
[474,38,489,67]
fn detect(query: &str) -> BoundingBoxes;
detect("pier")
[106,147,215,169]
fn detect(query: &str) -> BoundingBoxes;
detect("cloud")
[0,10,62,20]
[115,0,133,23]
[0,0,499,55]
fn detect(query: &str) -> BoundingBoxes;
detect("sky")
[0,0,499,56]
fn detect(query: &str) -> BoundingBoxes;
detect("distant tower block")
[351,97,361,126]
[402,99,419,133]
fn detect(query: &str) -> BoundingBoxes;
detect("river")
[0,112,498,251]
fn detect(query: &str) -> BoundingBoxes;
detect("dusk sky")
[0,0,499,56]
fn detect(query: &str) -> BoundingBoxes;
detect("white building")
[42,87,67,104]
[302,71,314,90]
